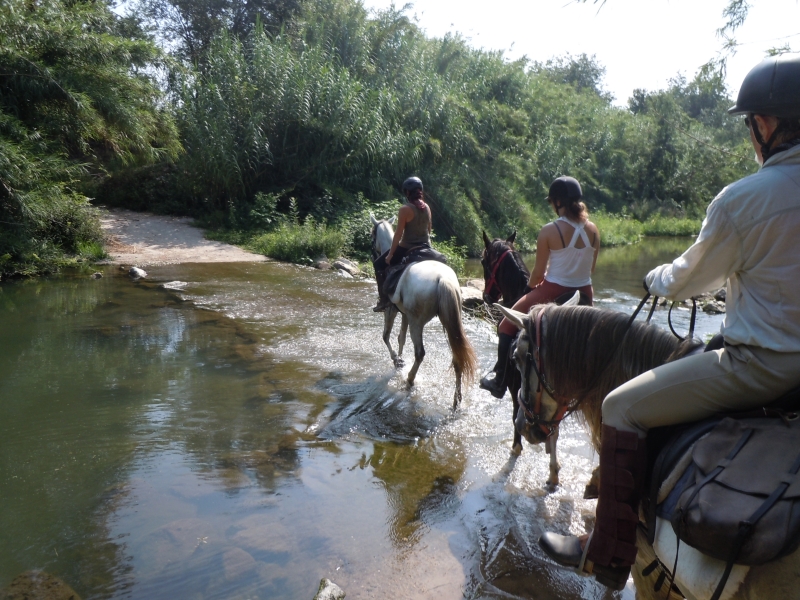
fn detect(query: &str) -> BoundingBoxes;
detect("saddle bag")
[671,415,800,566]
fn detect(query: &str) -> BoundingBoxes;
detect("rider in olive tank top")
[372,177,433,312]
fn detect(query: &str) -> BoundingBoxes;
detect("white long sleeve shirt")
[646,143,800,351]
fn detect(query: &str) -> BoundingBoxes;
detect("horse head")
[496,293,582,445]
[481,230,529,306]
[370,213,396,258]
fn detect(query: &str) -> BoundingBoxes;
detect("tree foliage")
[137,0,753,256]
[0,0,180,275]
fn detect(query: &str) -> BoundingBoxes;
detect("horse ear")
[563,291,581,306]
[370,213,379,225]
[506,230,517,244]
[482,230,491,248]
[495,304,527,330]
[388,216,396,225]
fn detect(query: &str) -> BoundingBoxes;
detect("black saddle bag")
[671,415,800,566]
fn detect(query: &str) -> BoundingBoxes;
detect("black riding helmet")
[402,176,423,193]
[548,176,582,201]
[728,54,800,119]
[729,54,800,159]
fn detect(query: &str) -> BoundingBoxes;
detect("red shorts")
[498,279,593,336]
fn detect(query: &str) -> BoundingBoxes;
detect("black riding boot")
[373,268,390,312]
[480,332,514,398]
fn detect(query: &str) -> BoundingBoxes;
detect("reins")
[517,289,699,436]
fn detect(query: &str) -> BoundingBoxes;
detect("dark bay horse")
[481,231,567,483]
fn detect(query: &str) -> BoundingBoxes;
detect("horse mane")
[539,304,702,450]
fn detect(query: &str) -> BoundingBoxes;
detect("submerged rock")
[129,266,147,279]
[313,578,345,600]
[1,570,81,600]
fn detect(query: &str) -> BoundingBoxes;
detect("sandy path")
[99,207,268,265]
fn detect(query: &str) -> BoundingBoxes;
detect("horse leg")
[452,359,463,410]
[398,313,408,359]
[405,320,425,388]
[584,465,600,499]
[509,371,523,455]
[545,428,560,488]
[382,306,402,368]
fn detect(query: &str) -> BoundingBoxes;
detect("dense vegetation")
[1,0,758,277]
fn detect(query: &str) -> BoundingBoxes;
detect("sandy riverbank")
[99,207,268,265]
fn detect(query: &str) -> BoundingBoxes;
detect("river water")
[0,238,722,599]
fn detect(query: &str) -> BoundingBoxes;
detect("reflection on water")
[0,238,715,599]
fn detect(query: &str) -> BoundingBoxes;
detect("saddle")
[383,246,448,298]
[642,384,800,599]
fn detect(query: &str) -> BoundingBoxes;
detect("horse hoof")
[583,484,599,500]
[545,479,559,491]
[511,443,523,456]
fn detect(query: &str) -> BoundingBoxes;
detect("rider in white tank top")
[545,216,594,287]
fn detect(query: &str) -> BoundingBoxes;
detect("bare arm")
[528,225,553,287]
[386,205,413,263]
[588,221,601,274]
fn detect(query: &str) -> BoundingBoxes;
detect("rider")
[480,176,601,398]
[372,176,432,312]
[539,54,800,591]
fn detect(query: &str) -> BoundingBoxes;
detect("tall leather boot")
[479,332,514,398]
[539,424,646,591]
[372,268,390,312]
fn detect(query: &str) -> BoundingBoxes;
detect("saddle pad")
[383,247,448,298]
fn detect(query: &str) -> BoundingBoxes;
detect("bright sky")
[360,0,800,105]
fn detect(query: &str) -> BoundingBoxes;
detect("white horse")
[497,299,800,600]
[370,214,477,408]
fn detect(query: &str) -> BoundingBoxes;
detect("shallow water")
[0,237,722,599]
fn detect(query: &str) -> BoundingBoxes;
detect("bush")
[641,216,701,236]
[247,220,347,263]
[590,211,643,246]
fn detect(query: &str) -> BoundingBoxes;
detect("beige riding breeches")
[602,344,800,438]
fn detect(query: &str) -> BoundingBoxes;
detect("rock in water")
[461,286,484,308]
[160,281,188,291]
[91,272,103,279]
[1,570,81,600]
[129,267,147,279]
[333,259,361,277]
[313,578,345,600]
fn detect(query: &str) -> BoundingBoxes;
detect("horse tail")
[437,279,477,385]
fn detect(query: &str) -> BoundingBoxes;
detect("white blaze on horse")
[370,214,477,408]
[497,299,800,600]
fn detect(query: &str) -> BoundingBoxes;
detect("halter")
[483,249,512,302]
[518,307,572,437]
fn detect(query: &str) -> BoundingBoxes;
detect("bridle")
[518,306,572,437]
[516,290,699,437]
[482,248,512,303]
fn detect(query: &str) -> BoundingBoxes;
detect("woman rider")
[539,54,800,591]
[372,176,432,312]
[480,176,601,398]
